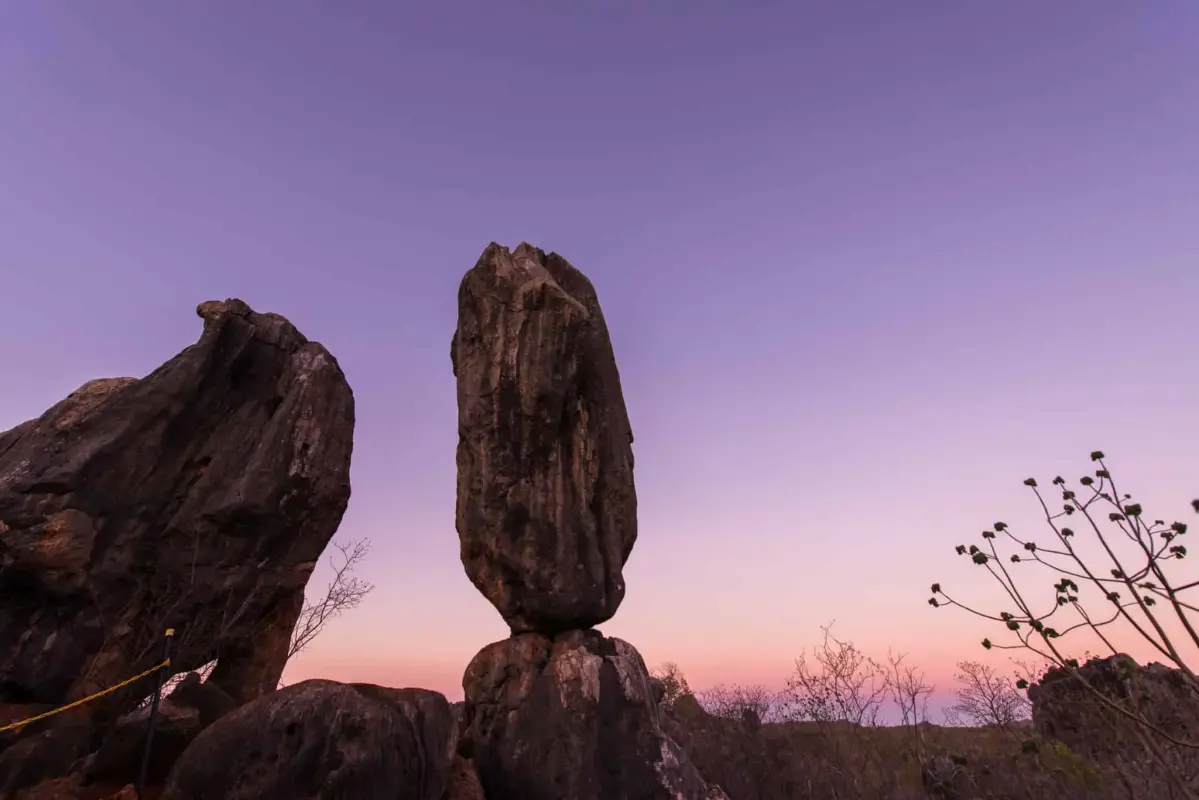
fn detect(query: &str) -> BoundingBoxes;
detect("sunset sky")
[2,2,1197,715]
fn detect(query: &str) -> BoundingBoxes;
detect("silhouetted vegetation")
[646,453,1199,798]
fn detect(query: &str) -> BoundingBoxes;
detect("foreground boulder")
[459,629,727,799]
[0,716,94,799]
[451,243,637,634]
[162,680,455,800]
[82,673,236,787]
[0,298,355,717]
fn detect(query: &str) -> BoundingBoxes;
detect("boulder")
[442,755,485,800]
[162,680,456,800]
[451,242,637,634]
[0,716,94,799]
[160,672,239,729]
[648,676,667,705]
[458,629,727,800]
[1030,654,1199,749]
[0,298,355,719]
[1029,653,1199,792]
[82,674,236,786]
[12,776,136,800]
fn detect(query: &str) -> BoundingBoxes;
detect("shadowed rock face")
[0,299,355,715]
[459,629,728,800]
[451,242,637,634]
[1029,654,1199,793]
[82,674,236,788]
[162,680,455,800]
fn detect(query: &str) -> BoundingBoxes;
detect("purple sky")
[2,2,1197,712]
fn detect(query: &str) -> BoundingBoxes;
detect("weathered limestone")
[162,680,455,800]
[452,244,725,798]
[0,298,354,716]
[451,242,637,634]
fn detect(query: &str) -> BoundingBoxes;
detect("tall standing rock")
[452,245,727,798]
[451,242,637,634]
[0,299,355,716]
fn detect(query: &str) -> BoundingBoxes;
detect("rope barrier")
[0,634,175,734]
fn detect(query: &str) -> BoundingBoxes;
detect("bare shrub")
[946,660,1030,729]
[885,650,935,766]
[886,650,935,728]
[649,661,693,710]
[699,682,778,724]
[779,622,888,726]
[774,624,909,796]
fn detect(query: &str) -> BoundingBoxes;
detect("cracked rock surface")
[0,298,355,720]
[451,242,637,635]
[459,629,726,799]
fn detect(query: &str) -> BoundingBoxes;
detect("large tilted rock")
[162,680,456,800]
[459,629,728,800]
[0,299,355,720]
[451,242,637,634]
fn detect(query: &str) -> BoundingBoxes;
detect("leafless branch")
[287,539,374,659]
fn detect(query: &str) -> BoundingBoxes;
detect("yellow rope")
[0,658,172,734]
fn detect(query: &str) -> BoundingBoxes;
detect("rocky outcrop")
[460,629,727,800]
[1029,654,1199,792]
[162,680,456,800]
[0,298,355,718]
[451,242,636,634]
[1029,654,1199,748]
[451,244,723,799]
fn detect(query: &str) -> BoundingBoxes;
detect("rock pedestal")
[460,630,727,800]
[453,244,724,798]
